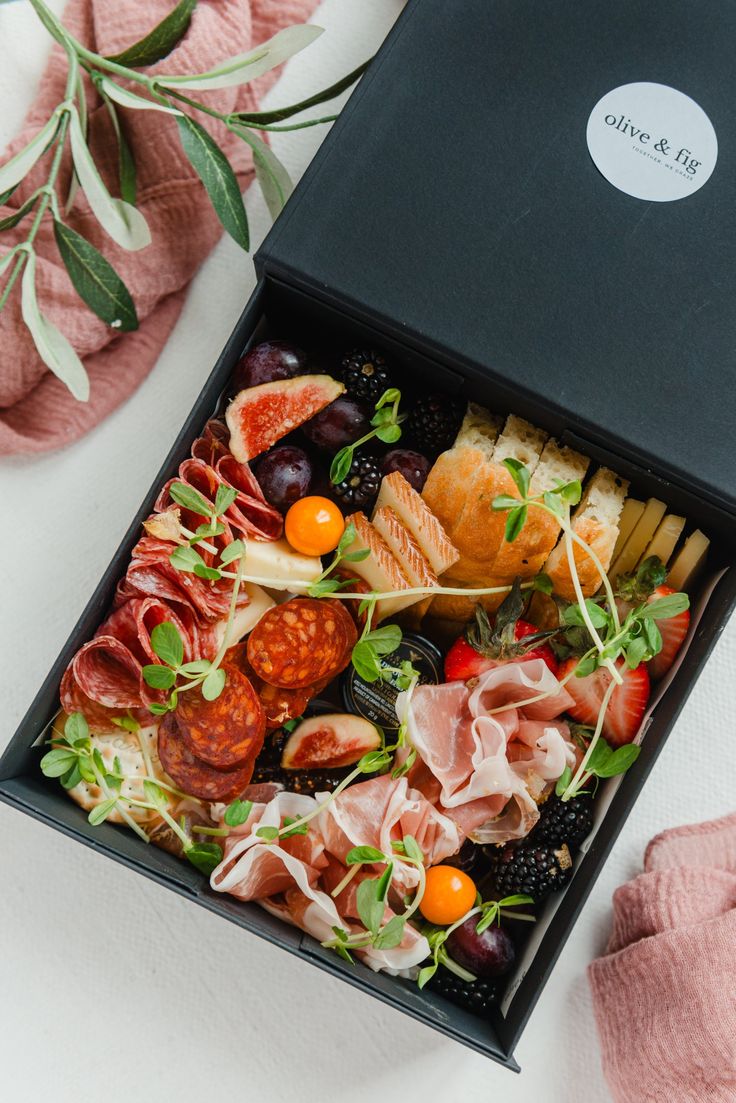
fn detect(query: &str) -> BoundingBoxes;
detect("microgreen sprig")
[306,521,370,598]
[557,732,641,800]
[330,388,406,484]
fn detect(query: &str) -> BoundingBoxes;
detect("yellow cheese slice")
[611,499,644,562]
[642,514,686,568]
[610,498,666,580]
[667,530,710,591]
[343,512,418,621]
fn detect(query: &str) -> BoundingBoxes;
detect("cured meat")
[158,713,255,802]
[59,667,144,734]
[191,419,230,466]
[247,598,357,690]
[98,596,195,665]
[318,774,460,895]
[126,534,245,624]
[398,659,577,846]
[226,642,322,729]
[175,663,265,769]
[69,635,147,710]
[216,454,283,541]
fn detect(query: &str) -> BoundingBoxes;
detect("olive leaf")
[233,59,370,124]
[160,24,323,91]
[0,113,59,195]
[234,127,293,219]
[100,93,137,205]
[107,0,199,68]
[0,192,40,232]
[69,108,151,251]
[176,116,249,250]
[21,250,89,401]
[53,220,138,331]
[99,77,183,117]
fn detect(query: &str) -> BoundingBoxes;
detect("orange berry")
[419,865,477,926]
[284,496,345,557]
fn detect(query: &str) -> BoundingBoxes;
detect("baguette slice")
[544,467,629,600]
[446,415,549,566]
[420,402,501,545]
[643,513,686,568]
[489,438,590,581]
[373,506,438,621]
[609,498,666,580]
[342,512,416,621]
[375,471,458,575]
[667,530,710,591]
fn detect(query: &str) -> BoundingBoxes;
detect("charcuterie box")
[3,0,736,1074]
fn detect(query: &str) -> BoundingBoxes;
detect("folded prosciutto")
[397,659,577,845]
[210,784,435,975]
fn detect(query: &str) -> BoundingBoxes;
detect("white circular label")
[586,82,718,202]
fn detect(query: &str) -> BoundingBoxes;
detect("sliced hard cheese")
[212,583,275,649]
[374,471,458,575]
[642,514,686,568]
[373,506,437,618]
[667,530,710,591]
[239,537,321,592]
[610,498,666,580]
[343,512,416,621]
[611,499,645,562]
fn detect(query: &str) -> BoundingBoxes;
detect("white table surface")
[2,3,735,1100]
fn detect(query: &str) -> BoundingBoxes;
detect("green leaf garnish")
[201,667,226,700]
[220,539,245,565]
[346,845,387,865]
[142,663,177,690]
[502,458,530,498]
[224,798,253,827]
[169,481,213,517]
[504,504,527,542]
[186,841,224,875]
[150,621,185,668]
[88,798,118,826]
[256,826,279,842]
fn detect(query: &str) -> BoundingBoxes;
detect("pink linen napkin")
[588,812,736,1102]
[0,0,317,455]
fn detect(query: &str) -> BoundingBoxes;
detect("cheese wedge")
[642,514,686,568]
[667,529,710,591]
[374,471,458,575]
[238,537,321,592]
[609,498,666,580]
[343,512,416,621]
[611,498,645,562]
[373,506,438,619]
[212,583,275,649]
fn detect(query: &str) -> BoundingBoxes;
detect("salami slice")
[216,454,283,541]
[191,419,230,467]
[175,663,265,768]
[246,598,357,690]
[158,713,255,802]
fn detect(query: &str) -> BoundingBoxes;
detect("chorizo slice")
[157,713,255,802]
[175,663,265,769]
[246,598,357,690]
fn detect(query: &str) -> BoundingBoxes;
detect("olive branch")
[0,0,369,400]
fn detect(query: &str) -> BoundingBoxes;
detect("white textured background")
[1,3,734,1100]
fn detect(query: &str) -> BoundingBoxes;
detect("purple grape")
[255,446,313,513]
[302,396,371,452]
[380,449,431,492]
[232,341,307,391]
[445,840,479,876]
[446,918,516,979]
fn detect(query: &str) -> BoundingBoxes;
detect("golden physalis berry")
[285,496,345,557]
[419,865,477,926]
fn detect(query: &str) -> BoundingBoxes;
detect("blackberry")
[341,348,392,404]
[333,455,381,510]
[531,793,594,851]
[407,394,465,454]
[251,731,351,795]
[485,839,573,902]
[427,970,501,1015]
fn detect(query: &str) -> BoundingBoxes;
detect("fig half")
[281,713,381,770]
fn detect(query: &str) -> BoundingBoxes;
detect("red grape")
[232,341,307,391]
[380,449,431,492]
[254,446,314,513]
[303,396,371,452]
[446,917,516,978]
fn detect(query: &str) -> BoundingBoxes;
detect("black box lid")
[257,0,736,515]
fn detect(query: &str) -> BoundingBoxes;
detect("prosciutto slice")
[399,659,577,845]
[318,774,460,893]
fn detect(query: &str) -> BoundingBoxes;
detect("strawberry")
[444,581,558,682]
[646,584,690,680]
[559,657,650,747]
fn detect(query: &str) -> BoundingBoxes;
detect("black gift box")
[2,0,736,1071]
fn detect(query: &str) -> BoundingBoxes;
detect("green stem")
[562,676,616,802]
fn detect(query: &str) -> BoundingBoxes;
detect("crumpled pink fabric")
[588,812,736,1103]
[0,0,317,454]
